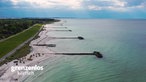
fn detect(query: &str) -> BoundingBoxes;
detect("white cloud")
[86,0,145,12]
[85,0,128,12]
[10,0,83,9]
[10,0,19,5]
[106,6,127,12]
[109,0,127,7]
[8,0,146,12]
[87,5,128,12]
[88,5,102,10]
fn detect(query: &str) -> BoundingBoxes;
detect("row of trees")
[0,18,59,40]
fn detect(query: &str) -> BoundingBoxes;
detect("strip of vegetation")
[0,42,30,65]
[0,18,59,40]
[0,24,42,58]
[0,28,43,66]
[0,18,59,65]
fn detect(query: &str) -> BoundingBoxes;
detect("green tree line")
[0,18,59,40]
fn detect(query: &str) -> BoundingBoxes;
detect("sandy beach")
[0,22,63,82]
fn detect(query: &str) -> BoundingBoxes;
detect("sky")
[0,0,146,18]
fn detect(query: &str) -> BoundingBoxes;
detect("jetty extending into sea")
[38,24,103,58]
[42,51,103,58]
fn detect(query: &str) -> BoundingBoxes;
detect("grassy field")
[0,43,31,65]
[0,24,42,58]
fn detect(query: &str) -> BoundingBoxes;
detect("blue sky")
[0,0,146,18]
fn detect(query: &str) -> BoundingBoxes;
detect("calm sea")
[24,19,146,82]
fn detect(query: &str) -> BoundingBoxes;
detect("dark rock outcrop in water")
[93,51,103,58]
[78,36,84,40]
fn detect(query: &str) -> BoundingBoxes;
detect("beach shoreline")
[0,23,61,82]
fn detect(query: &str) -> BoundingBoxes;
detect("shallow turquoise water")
[24,19,146,82]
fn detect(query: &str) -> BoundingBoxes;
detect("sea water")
[23,19,146,82]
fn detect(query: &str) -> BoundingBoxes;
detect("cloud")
[88,5,102,10]
[1,0,146,12]
[9,0,83,9]
[83,0,146,12]
[102,0,127,7]
[10,0,19,5]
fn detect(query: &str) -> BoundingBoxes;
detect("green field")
[0,24,42,58]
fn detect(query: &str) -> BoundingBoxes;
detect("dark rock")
[93,51,103,58]
[78,36,84,40]
[47,44,56,47]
